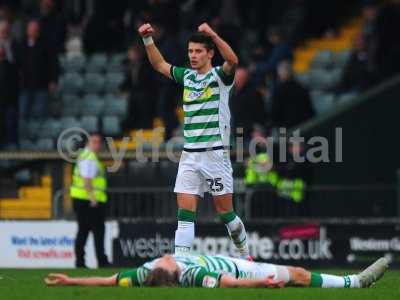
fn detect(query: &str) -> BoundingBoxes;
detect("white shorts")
[174,149,233,197]
[227,256,290,283]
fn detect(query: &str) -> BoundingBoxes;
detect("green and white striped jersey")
[171,66,235,150]
[117,254,239,288]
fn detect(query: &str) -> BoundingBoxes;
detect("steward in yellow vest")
[69,133,109,268]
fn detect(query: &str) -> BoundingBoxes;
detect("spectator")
[271,61,314,129]
[0,20,18,63]
[375,0,400,80]
[121,43,157,129]
[153,23,183,140]
[38,0,66,54]
[0,46,18,148]
[253,27,293,81]
[339,34,376,93]
[19,20,58,120]
[231,67,268,138]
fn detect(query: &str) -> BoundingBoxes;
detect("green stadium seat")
[102,116,121,136]
[80,116,99,133]
[59,72,84,94]
[86,53,108,73]
[82,94,105,116]
[103,95,128,119]
[83,73,105,94]
[104,72,125,93]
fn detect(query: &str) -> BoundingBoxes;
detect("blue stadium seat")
[61,94,82,117]
[103,95,128,119]
[311,91,335,115]
[59,117,82,131]
[82,94,105,116]
[102,116,121,136]
[38,118,62,139]
[59,55,86,73]
[59,72,84,94]
[334,50,351,68]
[86,53,108,73]
[107,53,125,72]
[83,73,105,94]
[35,138,55,150]
[310,50,334,69]
[80,116,99,133]
[104,72,125,94]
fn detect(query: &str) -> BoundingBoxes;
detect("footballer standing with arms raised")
[137,22,251,259]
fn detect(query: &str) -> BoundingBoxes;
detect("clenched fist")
[138,23,154,38]
[198,23,217,38]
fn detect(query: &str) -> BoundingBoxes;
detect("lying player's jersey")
[117,254,240,288]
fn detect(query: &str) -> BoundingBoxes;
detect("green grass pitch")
[0,268,398,300]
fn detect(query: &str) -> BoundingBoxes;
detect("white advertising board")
[0,221,118,268]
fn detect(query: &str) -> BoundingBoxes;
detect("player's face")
[188,42,213,70]
[155,255,179,274]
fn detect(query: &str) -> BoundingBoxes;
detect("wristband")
[142,36,154,46]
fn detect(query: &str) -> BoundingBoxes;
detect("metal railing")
[53,184,399,222]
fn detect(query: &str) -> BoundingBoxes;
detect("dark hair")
[188,33,215,51]
[144,268,179,287]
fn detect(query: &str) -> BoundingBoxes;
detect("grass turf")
[0,268,398,300]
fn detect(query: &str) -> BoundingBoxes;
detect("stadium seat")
[35,138,54,150]
[81,94,105,116]
[107,53,125,72]
[59,72,83,94]
[102,116,121,136]
[295,73,310,87]
[83,73,105,94]
[308,69,341,90]
[85,53,108,72]
[19,120,42,139]
[80,116,99,133]
[61,94,82,117]
[104,72,125,93]
[19,139,36,150]
[37,119,62,139]
[334,50,351,68]
[310,50,334,69]
[311,91,335,115]
[59,117,82,131]
[337,92,357,104]
[59,55,86,73]
[103,95,128,119]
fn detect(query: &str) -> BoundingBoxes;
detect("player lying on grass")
[44,254,388,288]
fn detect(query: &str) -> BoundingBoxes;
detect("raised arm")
[44,273,118,287]
[219,275,284,288]
[198,23,238,75]
[138,23,172,79]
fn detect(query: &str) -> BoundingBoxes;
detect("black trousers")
[73,199,109,267]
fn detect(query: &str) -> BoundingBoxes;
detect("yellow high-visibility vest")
[70,148,107,202]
